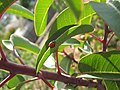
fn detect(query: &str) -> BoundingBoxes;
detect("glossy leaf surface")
[78,51,120,89]
[2,34,40,54]
[36,25,75,68]
[79,41,93,54]
[34,0,54,36]
[104,80,120,90]
[62,38,80,45]
[36,25,93,73]
[90,1,120,38]
[50,3,95,37]
[79,51,120,73]
[79,3,95,24]
[60,54,72,73]
[7,4,34,20]
[79,73,120,80]
[0,0,16,18]
[64,0,83,21]
[49,8,76,37]
[78,51,120,82]
[7,75,25,89]
[2,40,13,51]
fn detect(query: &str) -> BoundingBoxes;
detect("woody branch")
[0,45,105,90]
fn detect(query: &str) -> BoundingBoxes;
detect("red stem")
[38,72,54,90]
[13,49,25,65]
[63,50,78,64]
[56,50,61,74]
[24,77,39,83]
[90,33,103,43]
[106,32,115,47]
[0,73,15,87]
[0,45,7,62]
[0,60,105,89]
[59,67,68,75]
[102,23,109,52]
[0,0,17,19]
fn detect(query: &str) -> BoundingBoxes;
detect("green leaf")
[58,38,83,52]
[58,38,80,52]
[3,34,40,54]
[65,85,75,90]
[79,3,95,24]
[64,0,83,21]
[36,25,93,73]
[104,80,120,90]
[90,1,120,38]
[36,25,75,67]
[2,40,13,51]
[78,41,93,54]
[50,3,95,37]
[6,4,34,20]
[7,75,25,89]
[62,38,80,45]
[49,8,76,37]
[0,0,16,18]
[54,81,65,89]
[44,54,55,69]
[78,51,120,89]
[60,54,72,73]
[78,73,120,80]
[34,0,54,36]
[79,51,120,72]
[11,83,24,90]
[101,0,106,2]
[78,51,120,78]
[94,0,106,2]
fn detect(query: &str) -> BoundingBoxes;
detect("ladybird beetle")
[48,40,56,48]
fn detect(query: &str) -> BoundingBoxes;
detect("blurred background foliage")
[0,0,120,90]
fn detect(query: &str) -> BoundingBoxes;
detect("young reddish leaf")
[0,0,17,18]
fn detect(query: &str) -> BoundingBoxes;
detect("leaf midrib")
[108,2,120,15]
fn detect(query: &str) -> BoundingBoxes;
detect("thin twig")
[38,72,54,90]
[59,67,68,75]
[106,32,115,47]
[90,33,103,43]
[102,23,109,52]
[0,59,106,89]
[56,50,61,74]
[13,49,25,65]
[24,77,39,83]
[0,0,17,19]
[63,50,78,64]
[0,45,7,62]
[0,73,15,87]
[14,77,40,88]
